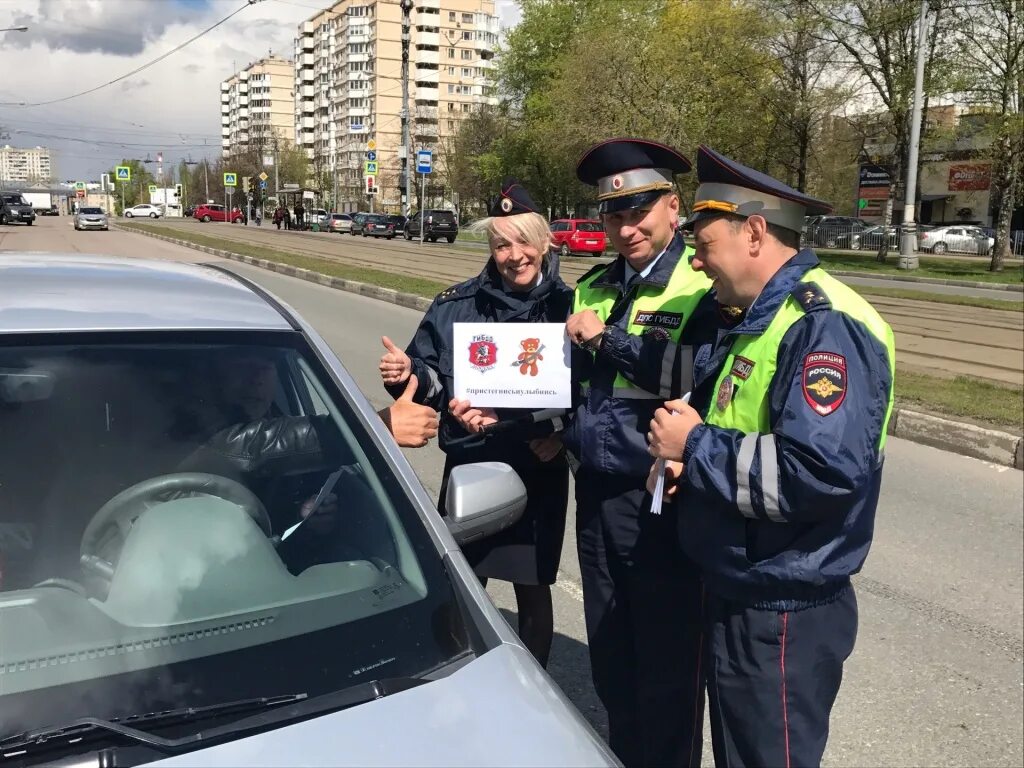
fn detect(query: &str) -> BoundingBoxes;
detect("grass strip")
[896,370,1023,432]
[817,250,1023,285]
[122,222,1023,431]
[121,222,448,298]
[851,285,1023,313]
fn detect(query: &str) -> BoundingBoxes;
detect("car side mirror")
[444,462,526,546]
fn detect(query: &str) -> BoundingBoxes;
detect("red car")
[193,204,244,223]
[549,219,607,256]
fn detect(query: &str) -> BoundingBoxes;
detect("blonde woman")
[380,179,571,667]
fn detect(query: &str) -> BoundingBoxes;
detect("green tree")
[952,0,1023,272]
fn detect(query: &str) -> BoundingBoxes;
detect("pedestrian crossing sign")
[365,161,378,175]
[115,166,131,182]
[223,172,237,187]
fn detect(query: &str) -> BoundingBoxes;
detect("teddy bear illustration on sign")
[516,338,544,376]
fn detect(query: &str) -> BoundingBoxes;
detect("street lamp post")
[899,0,930,271]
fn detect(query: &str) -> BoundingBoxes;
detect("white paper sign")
[453,322,571,409]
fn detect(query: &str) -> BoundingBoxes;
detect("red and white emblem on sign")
[469,334,498,372]
[611,175,624,190]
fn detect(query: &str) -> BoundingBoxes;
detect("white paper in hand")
[649,392,691,514]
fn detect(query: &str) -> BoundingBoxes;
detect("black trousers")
[705,586,858,768]
[576,470,705,768]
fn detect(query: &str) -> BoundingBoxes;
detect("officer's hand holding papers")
[647,395,704,507]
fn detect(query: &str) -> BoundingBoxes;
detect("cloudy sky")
[0,0,521,184]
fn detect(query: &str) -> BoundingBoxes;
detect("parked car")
[350,212,372,236]
[40,204,60,216]
[310,208,329,229]
[856,225,902,250]
[385,214,406,236]
[404,209,458,243]
[363,214,405,239]
[0,193,36,225]
[918,225,994,255]
[0,254,617,768]
[328,213,353,234]
[549,219,607,257]
[123,204,162,219]
[193,204,244,224]
[73,206,109,231]
[809,216,868,248]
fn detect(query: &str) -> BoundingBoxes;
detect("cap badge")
[500,197,513,213]
[611,175,624,190]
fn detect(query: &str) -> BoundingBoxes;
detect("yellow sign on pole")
[367,139,377,151]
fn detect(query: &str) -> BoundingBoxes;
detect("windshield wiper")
[0,677,428,759]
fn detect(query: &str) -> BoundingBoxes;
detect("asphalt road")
[5,220,1024,766]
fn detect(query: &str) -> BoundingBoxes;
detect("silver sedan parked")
[73,206,109,231]
[0,255,617,768]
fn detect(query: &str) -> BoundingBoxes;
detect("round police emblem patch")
[612,175,624,190]
[716,376,735,411]
[500,197,513,213]
[642,326,671,342]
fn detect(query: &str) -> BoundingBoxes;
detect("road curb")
[829,269,1024,293]
[120,224,1024,470]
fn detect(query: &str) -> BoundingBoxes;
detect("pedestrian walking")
[294,202,305,231]
[379,179,572,669]
[273,205,284,230]
[647,145,896,768]
[562,138,720,768]
[255,205,263,227]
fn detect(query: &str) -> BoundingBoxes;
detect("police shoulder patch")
[792,281,831,312]
[802,351,846,415]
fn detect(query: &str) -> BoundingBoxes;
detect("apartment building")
[0,145,53,187]
[294,0,499,210]
[221,55,297,158]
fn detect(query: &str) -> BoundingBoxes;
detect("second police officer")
[648,146,896,768]
[563,138,719,768]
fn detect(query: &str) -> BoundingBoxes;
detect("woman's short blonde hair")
[469,211,552,255]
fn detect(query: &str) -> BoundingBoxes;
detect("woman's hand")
[449,398,499,434]
[529,434,564,462]
[379,335,412,385]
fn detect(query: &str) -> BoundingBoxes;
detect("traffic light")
[242,176,250,194]
[366,176,377,195]
[174,183,182,199]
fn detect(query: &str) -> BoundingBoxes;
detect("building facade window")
[461,49,472,60]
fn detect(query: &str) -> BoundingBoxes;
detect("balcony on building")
[415,67,439,84]
[347,52,369,64]
[419,0,440,8]
[300,52,315,67]
[416,48,439,66]
[300,67,315,82]
[414,8,439,27]
[348,106,371,118]
[415,85,439,102]
[415,105,438,121]
[301,20,316,35]
[414,123,438,138]
[301,83,315,98]
[301,116,315,130]
[417,30,440,47]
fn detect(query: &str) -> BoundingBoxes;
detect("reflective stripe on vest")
[705,268,896,519]
[574,247,710,397]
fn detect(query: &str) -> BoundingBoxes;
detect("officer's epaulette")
[577,262,612,286]
[436,278,477,304]
[792,281,832,312]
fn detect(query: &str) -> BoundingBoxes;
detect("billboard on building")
[858,163,891,200]
[948,163,991,191]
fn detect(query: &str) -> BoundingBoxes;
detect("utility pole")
[400,0,413,216]
[899,0,930,271]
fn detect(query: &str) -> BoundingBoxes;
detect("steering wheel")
[79,473,272,585]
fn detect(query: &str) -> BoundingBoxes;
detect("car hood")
[143,644,618,767]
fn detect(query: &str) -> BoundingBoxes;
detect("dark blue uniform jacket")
[680,250,894,610]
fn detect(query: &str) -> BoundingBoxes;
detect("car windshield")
[366,214,385,223]
[387,216,404,224]
[3,195,27,205]
[429,211,455,223]
[0,336,468,737]
[576,222,603,232]
[78,208,104,215]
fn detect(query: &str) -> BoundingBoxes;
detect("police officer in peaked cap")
[380,178,572,669]
[562,138,722,768]
[646,145,896,768]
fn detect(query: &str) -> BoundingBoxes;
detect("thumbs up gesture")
[379,375,440,448]
[379,335,413,385]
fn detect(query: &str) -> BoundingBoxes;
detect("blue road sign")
[367,150,377,161]
[259,180,267,189]
[416,150,432,174]
[115,165,131,181]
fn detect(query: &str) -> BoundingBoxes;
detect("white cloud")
[0,0,522,183]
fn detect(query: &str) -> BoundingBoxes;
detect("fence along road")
[124,218,1024,386]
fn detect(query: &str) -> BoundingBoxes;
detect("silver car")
[918,225,994,255]
[0,255,617,768]
[74,206,109,231]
